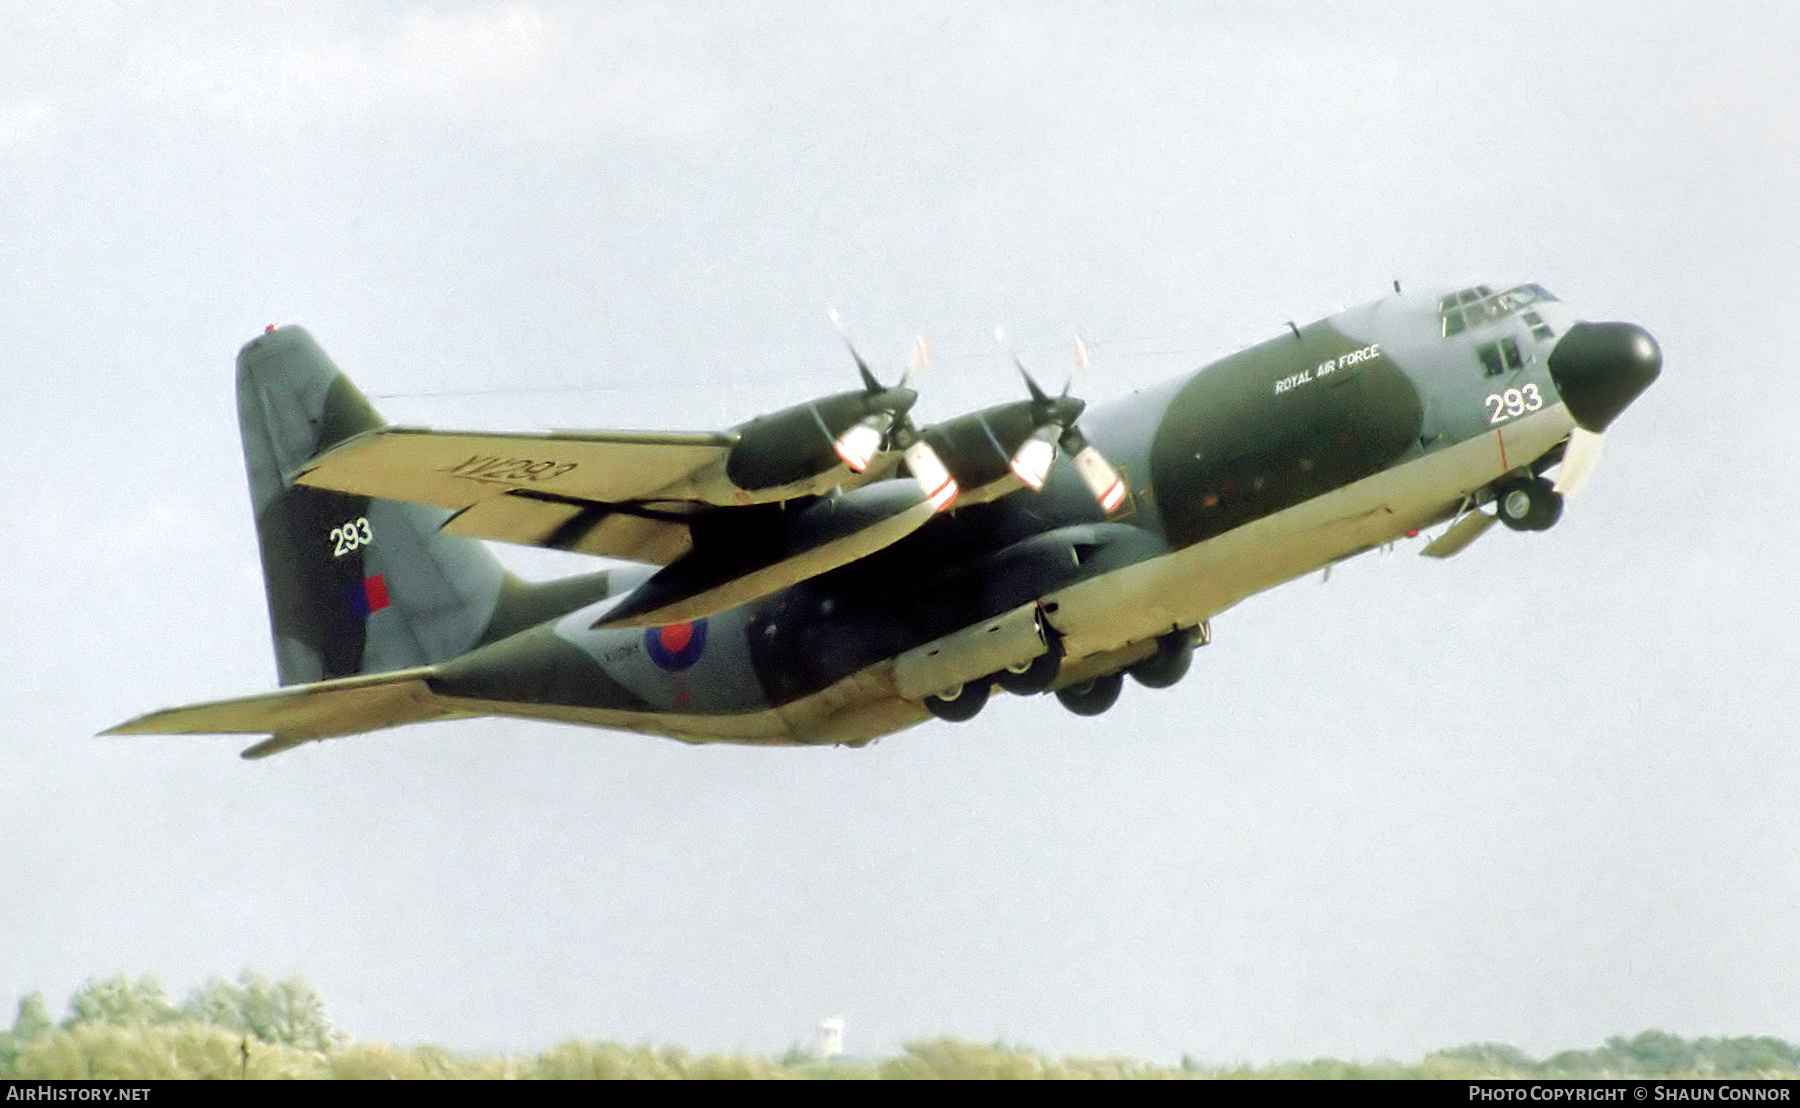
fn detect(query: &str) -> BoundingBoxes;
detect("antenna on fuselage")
[1286,320,1301,339]
[1393,279,1402,294]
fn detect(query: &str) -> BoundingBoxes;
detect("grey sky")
[3,1,1795,1063]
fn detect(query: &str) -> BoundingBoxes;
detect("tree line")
[4,973,1799,1079]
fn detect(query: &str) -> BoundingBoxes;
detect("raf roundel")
[644,620,708,672]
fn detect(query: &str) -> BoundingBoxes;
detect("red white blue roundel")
[644,619,708,672]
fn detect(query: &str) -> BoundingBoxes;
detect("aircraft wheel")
[1129,628,1199,689]
[1494,476,1564,532]
[924,680,991,722]
[994,635,1063,696]
[1055,672,1124,716]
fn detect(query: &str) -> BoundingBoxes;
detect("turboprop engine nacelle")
[724,386,915,492]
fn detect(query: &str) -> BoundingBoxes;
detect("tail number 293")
[1485,383,1543,424]
[330,517,374,557]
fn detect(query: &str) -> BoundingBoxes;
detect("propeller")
[1006,337,1127,512]
[1552,426,1605,496]
[827,311,958,511]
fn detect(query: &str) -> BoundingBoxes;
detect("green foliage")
[1533,1031,1800,1079]
[534,1040,793,1079]
[16,1022,259,1080]
[182,971,334,1051]
[12,992,53,1044]
[1427,1041,1537,1076]
[63,975,181,1030]
[1,993,54,1073]
[324,1041,495,1080]
[876,1039,1194,1079]
[7,974,1800,1079]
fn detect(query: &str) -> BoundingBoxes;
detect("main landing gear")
[921,621,1209,724]
[1126,625,1208,689]
[923,679,991,722]
[924,634,1062,722]
[1053,621,1210,717]
[1493,474,1563,532]
[1054,672,1123,716]
[995,630,1064,695]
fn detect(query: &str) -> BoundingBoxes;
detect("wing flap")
[102,668,471,758]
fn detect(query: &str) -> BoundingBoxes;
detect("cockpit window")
[1440,284,1553,338]
[1476,336,1524,378]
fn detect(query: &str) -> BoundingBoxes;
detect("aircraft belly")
[1045,404,1575,660]
[431,660,921,747]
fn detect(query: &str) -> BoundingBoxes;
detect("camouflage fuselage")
[424,284,1638,746]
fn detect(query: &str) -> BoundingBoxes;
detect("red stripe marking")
[1496,429,1509,471]
[927,478,958,511]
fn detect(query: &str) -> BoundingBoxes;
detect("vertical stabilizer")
[237,327,512,685]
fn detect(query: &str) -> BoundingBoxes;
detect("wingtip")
[240,734,307,760]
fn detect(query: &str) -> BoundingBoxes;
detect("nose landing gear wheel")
[1054,672,1124,716]
[1494,475,1564,532]
[924,680,991,722]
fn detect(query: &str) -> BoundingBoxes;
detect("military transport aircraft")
[108,283,1660,758]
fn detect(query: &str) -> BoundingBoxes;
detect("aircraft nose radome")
[1547,321,1662,432]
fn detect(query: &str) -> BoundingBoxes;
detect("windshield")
[1440,284,1558,338]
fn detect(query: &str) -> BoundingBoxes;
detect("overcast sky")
[3,1,1796,1064]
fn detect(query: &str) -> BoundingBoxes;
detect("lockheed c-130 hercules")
[108,283,1660,758]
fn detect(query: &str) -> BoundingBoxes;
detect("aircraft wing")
[294,427,743,564]
[291,420,939,623]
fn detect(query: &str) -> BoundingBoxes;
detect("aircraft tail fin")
[236,327,591,685]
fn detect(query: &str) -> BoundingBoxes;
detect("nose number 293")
[1485,383,1543,425]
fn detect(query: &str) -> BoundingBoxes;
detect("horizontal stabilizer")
[101,667,470,758]
[1421,509,1497,559]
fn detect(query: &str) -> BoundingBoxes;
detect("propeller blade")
[1064,336,1091,397]
[1553,427,1606,496]
[1018,360,1053,407]
[903,335,930,386]
[827,307,883,392]
[904,440,959,512]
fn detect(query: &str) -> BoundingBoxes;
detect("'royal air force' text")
[1274,343,1382,396]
